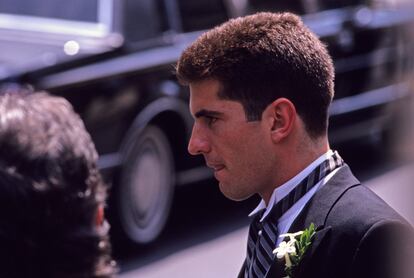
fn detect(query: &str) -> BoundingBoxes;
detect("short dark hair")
[0,90,116,277]
[176,12,334,138]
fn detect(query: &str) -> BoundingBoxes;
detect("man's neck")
[261,137,329,205]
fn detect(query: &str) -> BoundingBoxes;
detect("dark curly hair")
[0,90,116,277]
[176,12,334,138]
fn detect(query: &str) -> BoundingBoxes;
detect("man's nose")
[188,126,210,155]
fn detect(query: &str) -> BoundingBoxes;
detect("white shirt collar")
[249,150,334,221]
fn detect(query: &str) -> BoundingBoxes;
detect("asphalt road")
[116,142,414,278]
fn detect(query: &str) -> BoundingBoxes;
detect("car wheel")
[118,125,175,244]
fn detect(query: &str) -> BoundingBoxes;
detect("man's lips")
[207,163,225,171]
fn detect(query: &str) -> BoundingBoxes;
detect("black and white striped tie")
[245,151,344,278]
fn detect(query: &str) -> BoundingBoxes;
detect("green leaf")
[283,223,317,278]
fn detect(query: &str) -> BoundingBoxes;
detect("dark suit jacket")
[238,165,414,278]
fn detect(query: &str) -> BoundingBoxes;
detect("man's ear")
[266,98,296,143]
[96,205,104,227]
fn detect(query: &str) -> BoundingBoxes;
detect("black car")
[0,0,413,244]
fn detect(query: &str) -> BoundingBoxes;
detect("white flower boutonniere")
[273,223,316,278]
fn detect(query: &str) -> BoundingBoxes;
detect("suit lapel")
[265,165,360,278]
[269,257,286,278]
[293,226,332,277]
[264,228,332,278]
[288,164,360,231]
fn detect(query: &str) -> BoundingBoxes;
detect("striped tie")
[245,151,344,278]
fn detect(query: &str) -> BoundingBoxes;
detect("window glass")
[177,0,229,32]
[123,0,168,42]
[247,0,306,15]
[319,0,365,10]
[0,0,98,22]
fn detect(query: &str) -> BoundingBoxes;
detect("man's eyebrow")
[194,109,223,119]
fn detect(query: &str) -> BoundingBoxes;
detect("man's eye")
[206,116,218,126]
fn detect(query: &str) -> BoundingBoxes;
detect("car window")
[123,0,168,42]
[1,0,99,22]
[247,0,306,15]
[318,0,366,10]
[177,0,230,32]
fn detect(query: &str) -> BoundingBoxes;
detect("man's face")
[188,79,275,201]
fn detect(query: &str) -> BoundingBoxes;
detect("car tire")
[118,125,175,244]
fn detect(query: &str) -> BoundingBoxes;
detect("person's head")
[0,90,116,277]
[176,12,334,202]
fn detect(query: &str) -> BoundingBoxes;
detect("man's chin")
[218,182,252,201]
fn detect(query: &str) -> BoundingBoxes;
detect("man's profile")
[0,90,116,277]
[177,12,414,278]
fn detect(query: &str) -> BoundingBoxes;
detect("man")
[176,12,414,278]
[0,90,116,277]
